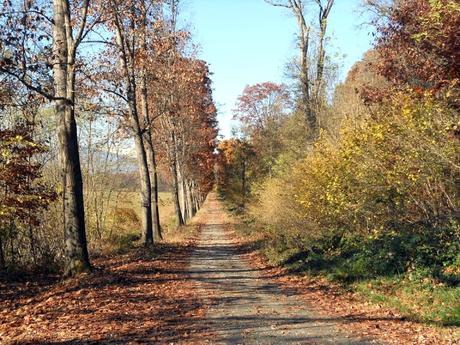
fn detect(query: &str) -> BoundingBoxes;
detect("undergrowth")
[227,203,460,327]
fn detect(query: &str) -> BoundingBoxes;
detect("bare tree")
[107,0,154,245]
[265,0,335,140]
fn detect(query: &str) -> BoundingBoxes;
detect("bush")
[251,92,459,280]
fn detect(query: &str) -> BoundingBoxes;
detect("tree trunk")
[185,180,191,219]
[133,127,153,245]
[312,15,329,133]
[241,160,247,208]
[139,104,158,244]
[127,88,152,245]
[170,130,185,226]
[176,157,187,223]
[312,0,334,138]
[180,177,188,221]
[170,154,184,227]
[295,10,317,139]
[144,134,163,241]
[190,180,197,216]
[299,22,310,107]
[27,219,36,265]
[113,13,154,246]
[315,18,327,100]
[184,179,191,220]
[196,187,202,210]
[53,0,91,276]
[139,1,161,242]
[0,235,5,270]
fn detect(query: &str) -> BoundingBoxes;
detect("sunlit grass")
[87,191,176,255]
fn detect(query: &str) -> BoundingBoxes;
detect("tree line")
[0,0,217,276]
[217,0,459,310]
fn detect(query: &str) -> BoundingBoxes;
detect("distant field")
[86,190,177,253]
[115,191,175,229]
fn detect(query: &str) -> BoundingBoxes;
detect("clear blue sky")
[184,0,375,137]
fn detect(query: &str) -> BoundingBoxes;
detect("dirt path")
[2,194,457,344]
[189,194,378,345]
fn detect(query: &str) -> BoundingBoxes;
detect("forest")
[0,0,459,344]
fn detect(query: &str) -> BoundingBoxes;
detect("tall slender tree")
[105,0,154,245]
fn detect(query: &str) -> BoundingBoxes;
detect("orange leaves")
[148,51,217,194]
[0,242,207,344]
[0,125,56,230]
[373,0,460,107]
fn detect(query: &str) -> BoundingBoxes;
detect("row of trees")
[217,0,459,283]
[0,0,217,276]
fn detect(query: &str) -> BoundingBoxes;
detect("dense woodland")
[0,0,217,276]
[216,0,459,325]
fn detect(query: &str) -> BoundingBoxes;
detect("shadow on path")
[186,193,385,344]
[0,194,399,345]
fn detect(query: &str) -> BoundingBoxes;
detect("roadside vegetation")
[217,0,460,327]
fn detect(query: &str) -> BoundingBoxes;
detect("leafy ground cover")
[0,230,206,344]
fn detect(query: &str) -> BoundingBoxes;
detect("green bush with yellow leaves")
[252,92,459,281]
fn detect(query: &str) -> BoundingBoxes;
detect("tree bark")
[291,2,317,139]
[130,117,153,245]
[53,0,91,276]
[144,134,163,241]
[138,95,155,245]
[183,179,191,220]
[315,18,326,100]
[171,172,184,226]
[139,0,162,243]
[315,0,334,100]
[170,147,184,226]
[241,159,247,208]
[179,175,187,221]
[0,235,5,270]
[187,180,195,218]
[312,0,334,137]
[190,180,197,216]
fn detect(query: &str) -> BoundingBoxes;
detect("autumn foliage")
[217,0,460,326]
[0,0,217,275]
[0,125,55,270]
[370,0,460,106]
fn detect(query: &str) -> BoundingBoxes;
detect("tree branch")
[0,67,54,101]
[264,0,292,8]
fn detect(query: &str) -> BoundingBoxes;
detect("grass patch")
[108,233,141,254]
[164,223,201,243]
[262,243,460,326]
[355,274,460,326]
[88,191,176,256]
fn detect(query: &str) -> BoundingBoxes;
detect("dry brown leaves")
[0,239,207,345]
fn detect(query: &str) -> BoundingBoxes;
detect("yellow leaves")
[402,104,412,119]
[271,92,457,238]
[1,148,11,162]
[407,173,419,183]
